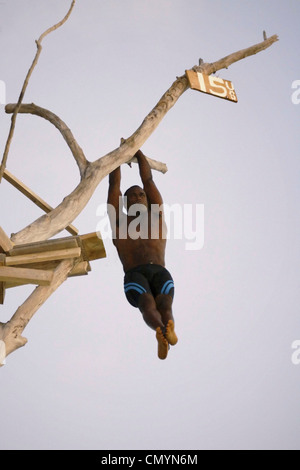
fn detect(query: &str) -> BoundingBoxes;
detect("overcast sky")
[0,0,299,450]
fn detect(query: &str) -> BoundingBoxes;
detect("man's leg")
[155,294,178,346]
[138,293,164,331]
[138,293,169,360]
[155,294,174,326]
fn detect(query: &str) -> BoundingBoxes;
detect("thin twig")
[0,0,76,182]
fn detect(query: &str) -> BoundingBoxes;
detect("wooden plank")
[6,247,81,267]
[0,254,5,304]
[79,233,106,261]
[5,261,91,288]
[0,266,54,286]
[3,169,79,236]
[8,260,67,272]
[69,261,91,277]
[9,235,80,257]
[7,231,105,262]
[0,226,14,252]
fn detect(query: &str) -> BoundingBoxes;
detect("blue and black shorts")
[124,264,175,308]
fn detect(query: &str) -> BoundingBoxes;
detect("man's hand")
[135,150,152,183]
[135,150,163,206]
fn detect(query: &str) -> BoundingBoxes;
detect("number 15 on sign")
[186,70,238,103]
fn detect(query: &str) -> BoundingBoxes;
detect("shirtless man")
[107,149,178,360]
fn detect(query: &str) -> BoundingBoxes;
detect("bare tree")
[0,1,278,366]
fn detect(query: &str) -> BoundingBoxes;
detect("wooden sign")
[186,70,238,103]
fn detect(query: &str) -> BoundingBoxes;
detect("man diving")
[107,149,178,360]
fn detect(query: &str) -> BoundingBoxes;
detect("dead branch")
[127,155,168,174]
[10,33,278,245]
[0,0,76,182]
[193,34,279,74]
[5,103,88,179]
[0,258,75,364]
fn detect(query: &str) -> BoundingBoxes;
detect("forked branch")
[10,33,278,245]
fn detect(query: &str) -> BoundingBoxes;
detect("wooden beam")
[79,233,106,261]
[5,261,91,288]
[9,235,80,257]
[69,261,91,277]
[0,226,14,252]
[3,169,79,236]
[0,254,5,304]
[6,247,81,267]
[0,266,54,286]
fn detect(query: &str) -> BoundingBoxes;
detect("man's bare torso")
[113,209,167,272]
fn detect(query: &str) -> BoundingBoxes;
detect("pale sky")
[0,0,299,450]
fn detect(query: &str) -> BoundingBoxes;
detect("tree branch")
[11,33,278,245]
[0,0,76,182]
[127,155,168,174]
[193,34,279,74]
[0,258,75,364]
[5,103,88,179]
[11,147,167,244]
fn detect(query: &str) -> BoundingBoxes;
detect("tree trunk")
[0,259,75,365]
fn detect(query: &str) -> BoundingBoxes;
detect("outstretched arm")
[135,150,163,206]
[107,166,123,228]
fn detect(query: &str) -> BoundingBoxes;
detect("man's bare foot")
[156,327,169,360]
[165,320,178,346]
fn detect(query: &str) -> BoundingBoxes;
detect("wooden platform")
[0,229,106,304]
